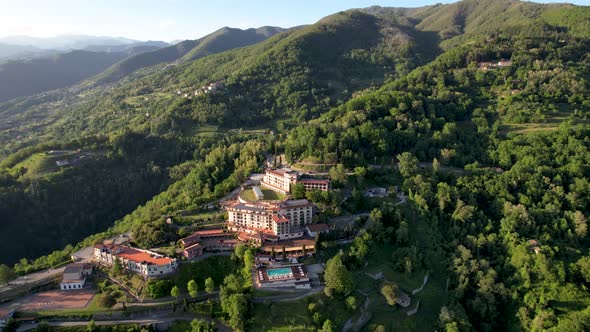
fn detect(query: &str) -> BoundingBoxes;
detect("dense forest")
[0,0,589,330]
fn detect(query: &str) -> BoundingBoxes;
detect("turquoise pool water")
[267,267,292,277]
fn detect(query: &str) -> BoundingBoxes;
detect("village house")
[60,263,93,290]
[94,244,177,278]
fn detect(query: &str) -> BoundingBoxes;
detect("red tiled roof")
[272,215,290,223]
[116,247,173,265]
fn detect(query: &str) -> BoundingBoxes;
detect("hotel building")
[94,244,178,278]
[261,168,330,195]
[227,199,314,241]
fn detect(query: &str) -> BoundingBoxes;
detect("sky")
[0,0,588,42]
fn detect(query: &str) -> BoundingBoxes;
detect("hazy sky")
[1,0,588,42]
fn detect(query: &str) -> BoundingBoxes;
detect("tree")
[222,293,248,331]
[0,264,16,285]
[381,282,398,306]
[433,157,440,173]
[577,256,590,283]
[86,320,97,332]
[324,254,355,295]
[282,245,287,260]
[349,231,372,264]
[113,256,123,276]
[291,183,306,199]
[397,152,419,178]
[190,319,214,332]
[396,221,409,244]
[147,279,174,298]
[346,295,358,311]
[98,293,117,309]
[329,164,347,186]
[188,279,199,298]
[243,249,255,280]
[171,285,180,299]
[234,244,247,260]
[321,319,335,332]
[205,277,215,294]
[573,211,588,238]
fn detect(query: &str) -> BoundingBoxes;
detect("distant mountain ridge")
[0,44,165,102]
[92,26,290,85]
[0,34,140,50]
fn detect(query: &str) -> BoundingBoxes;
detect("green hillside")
[0,50,132,102]
[0,1,590,330]
[92,26,287,85]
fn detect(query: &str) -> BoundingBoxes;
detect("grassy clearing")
[174,255,239,293]
[500,111,590,136]
[178,210,225,226]
[240,188,286,202]
[10,152,59,178]
[249,293,351,332]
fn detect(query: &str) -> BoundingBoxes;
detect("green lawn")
[240,188,286,202]
[180,210,224,224]
[174,255,239,293]
[10,152,59,178]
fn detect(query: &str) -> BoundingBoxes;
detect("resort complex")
[94,244,178,277]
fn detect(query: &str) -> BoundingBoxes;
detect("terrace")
[256,264,310,288]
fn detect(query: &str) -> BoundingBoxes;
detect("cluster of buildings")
[82,166,331,291]
[176,82,224,98]
[180,228,237,259]
[477,59,513,70]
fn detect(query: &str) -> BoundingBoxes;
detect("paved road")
[252,286,323,303]
[17,315,233,332]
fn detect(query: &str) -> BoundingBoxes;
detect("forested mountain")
[0,0,589,330]
[0,44,165,102]
[92,26,288,85]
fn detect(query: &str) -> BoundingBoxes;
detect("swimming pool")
[267,267,292,278]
